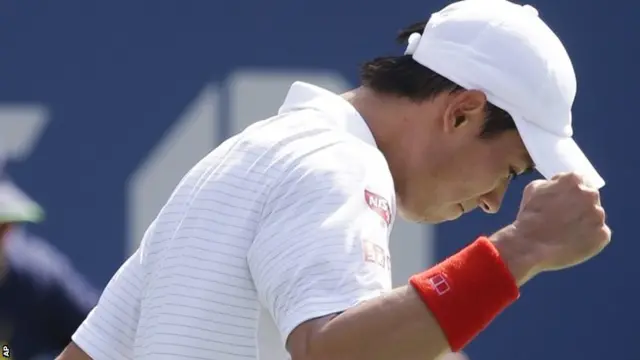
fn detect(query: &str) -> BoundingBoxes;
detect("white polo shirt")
[72,82,396,359]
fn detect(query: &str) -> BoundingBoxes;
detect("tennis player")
[58,1,610,359]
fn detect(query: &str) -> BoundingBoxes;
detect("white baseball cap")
[405,0,605,189]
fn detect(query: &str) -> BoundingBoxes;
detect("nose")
[478,179,509,214]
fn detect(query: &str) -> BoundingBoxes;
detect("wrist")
[490,225,540,287]
[409,237,520,351]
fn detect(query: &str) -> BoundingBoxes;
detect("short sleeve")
[72,249,144,360]
[247,145,395,345]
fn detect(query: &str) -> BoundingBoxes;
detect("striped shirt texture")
[72,82,397,359]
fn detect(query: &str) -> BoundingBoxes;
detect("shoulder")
[197,109,396,224]
[245,109,394,191]
[243,111,396,227]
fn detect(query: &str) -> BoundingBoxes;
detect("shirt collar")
[278,81,377,146]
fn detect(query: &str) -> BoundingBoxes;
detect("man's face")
[389,90,533,223]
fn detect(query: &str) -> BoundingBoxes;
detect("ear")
[442,90,488,134]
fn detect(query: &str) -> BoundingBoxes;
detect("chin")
[425,212,462,224]
[396,206,427,223]
[441,211,463,222]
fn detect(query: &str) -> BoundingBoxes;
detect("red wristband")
[409,237,519,351]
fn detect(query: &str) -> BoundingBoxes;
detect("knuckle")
[593,206,606,224]
[603,224,612,240]
[595,224,611,242]
[559,172,583,185]
[581,187,601,203]
[598,227,612,248]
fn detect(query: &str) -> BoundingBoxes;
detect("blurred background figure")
[0,162,99,360]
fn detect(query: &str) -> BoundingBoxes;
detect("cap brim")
[514,117,605,189]
[0,180,44,223]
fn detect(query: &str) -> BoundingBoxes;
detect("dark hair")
[359,20,516,138]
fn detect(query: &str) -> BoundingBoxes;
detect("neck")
[342,87,407,152]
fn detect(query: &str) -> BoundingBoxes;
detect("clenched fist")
[492,173,611,285]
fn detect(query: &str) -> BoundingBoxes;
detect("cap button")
[522,4,539,17]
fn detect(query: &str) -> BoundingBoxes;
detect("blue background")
[1,0,637,359]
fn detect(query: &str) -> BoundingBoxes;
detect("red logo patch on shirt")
[364,189,391,225]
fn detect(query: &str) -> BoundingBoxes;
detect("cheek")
[392,144,438,212]
[394,137,430,185]
[469,163,509,198]
[445,152,503,198]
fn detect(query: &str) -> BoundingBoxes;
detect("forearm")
[290,231,536,360]
[57,342,92,360]
[296,285,449,360]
